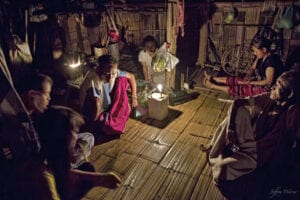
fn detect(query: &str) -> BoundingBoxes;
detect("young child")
[34,106,121,199]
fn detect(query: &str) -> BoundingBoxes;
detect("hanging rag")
[106,6,120,61]
[9,10,33,67]
[277,5,295,29]
[175,0,185,38]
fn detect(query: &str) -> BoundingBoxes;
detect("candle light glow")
[157,84,163,98]
[69,60,81,68]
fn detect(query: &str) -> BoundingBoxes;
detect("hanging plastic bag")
[277,5,295,29]
[151,42,179,73]
[9,35,33,66]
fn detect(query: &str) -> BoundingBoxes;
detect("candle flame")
[69,60,81,68]
[157,84,163,93]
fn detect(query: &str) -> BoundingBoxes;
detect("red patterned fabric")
[226,76,267,98]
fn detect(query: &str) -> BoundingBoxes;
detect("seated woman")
[203,70,300,199]
[34,106,121,200]
[79,55,138,136]
[203,38,284,97]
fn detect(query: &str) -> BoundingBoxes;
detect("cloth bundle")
[9,35,33,66]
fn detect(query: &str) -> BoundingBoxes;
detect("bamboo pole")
[196,22,208,67]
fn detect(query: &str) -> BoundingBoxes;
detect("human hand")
[238,80,250,85]
[144,77,152,83]
[132,98,139,108]
[93,172,121,189]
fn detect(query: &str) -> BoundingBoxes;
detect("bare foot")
[204,71,212,80]
[203,77,214,89]
[200,144,212,153]
[200,144,213,166]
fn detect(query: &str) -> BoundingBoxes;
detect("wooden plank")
[140,142,170,163]
[164,93,208,133]
[160,142,207,179]
[104,158,157,200]
[190,174,216,200]
[202,163,213,177]
[89,140,119,162]
[202,93,231,109]
[110,152,139,175]
[124,118,139,132]
[155,171,196,200]
[92,154,116,172]
[204,179,224,200]
[104,140,133,158]
[135,125,161,141]
[121,126,140,143]
[192,107,223,126]
[134,106,183,130]
[125,138,151,156]
[153,129,181,146]
[178,93,207,112]
[134,166,170,200]
[178,132,211,148]
[124,123,161,143]
[181,122,214,139]
[84,157,118,200]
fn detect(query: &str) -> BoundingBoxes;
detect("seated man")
[202,69,300,199]
[79,55,138,135]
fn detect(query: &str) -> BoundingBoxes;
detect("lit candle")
[157,84,163,98]
[69,59,81,68]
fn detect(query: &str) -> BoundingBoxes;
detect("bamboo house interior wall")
[3,0,300,66]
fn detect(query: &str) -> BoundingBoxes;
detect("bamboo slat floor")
[83,88,232,200]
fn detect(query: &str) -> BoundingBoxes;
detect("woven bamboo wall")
[113,8,167,48]
[58,1,299,65]
[210,1,300,63]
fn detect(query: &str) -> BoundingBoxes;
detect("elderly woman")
[203,69,300,199]
[204,38,284,97]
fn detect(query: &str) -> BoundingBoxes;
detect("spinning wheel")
[221,45,254,76]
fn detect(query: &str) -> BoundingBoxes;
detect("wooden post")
[196,22,208,67]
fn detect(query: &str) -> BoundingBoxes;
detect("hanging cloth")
[277,5,295,29]
[175,0,185,39]
[9,10,33,67]
[105,6,120,61]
